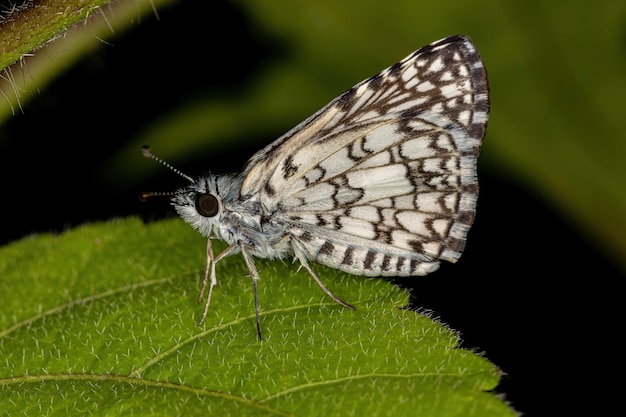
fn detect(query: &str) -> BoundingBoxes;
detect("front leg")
[197,238,240,325]
[197,237,215,306]
[197,239,264,340]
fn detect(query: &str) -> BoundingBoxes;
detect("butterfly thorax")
[172,173,291,260]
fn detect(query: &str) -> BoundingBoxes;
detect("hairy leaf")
[0,218,514,416]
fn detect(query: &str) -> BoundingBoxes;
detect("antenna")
[138,190,177,202]
[140,145,195,201]
[141,145,195,183]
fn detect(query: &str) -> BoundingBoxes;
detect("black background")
[1,2,623,416]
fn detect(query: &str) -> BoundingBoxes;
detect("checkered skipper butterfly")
[142,35,489,339]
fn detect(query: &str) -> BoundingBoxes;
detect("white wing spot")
[431,103,444,113]
[458,64,469,77]
[417,81,435,92]
[387,92,411,104]
[440,71,454,81]
[457,110,471,126]
[363,123,404,151]
[404,77,420,90]
[422,158,443,173]
[415,192,443,212]
[443,193,458,211]
[339,216,377,239]
[432,218,451,237]
[440,83,462,98]
[428,57,445,73]
[436,134,455,151]
[396,211,432,236]
[400,136,436,159]
[402,64,418,82]
[349,206,381,222]
[348,87,375,116]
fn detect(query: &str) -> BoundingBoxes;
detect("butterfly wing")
[240,35,489,275]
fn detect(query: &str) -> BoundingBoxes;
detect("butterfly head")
[140,146,222,236]
[140,146,244,240]
[171,177,225,238]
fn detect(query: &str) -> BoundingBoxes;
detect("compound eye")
[195,193,219,217]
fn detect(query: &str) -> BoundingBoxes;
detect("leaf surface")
[0,218,514,416]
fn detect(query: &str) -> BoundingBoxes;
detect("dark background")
[1,1,624,415]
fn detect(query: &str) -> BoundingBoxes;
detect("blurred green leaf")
[0,0,111,70]
[0,218,514,416]
[0,0,177,123]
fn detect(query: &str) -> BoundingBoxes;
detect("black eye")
[195,193,219,217]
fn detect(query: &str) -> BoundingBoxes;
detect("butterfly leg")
[240,244,263,341]
[197,238,214,304]
[289,238,355,310]
[297,255,355,311]
[197,238,239,325]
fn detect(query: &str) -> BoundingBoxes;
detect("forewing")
[240,35,489,264]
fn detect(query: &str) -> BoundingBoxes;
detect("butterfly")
[142,35,489,340]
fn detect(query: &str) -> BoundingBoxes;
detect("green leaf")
[0,0,176,123]
[0,218,514,416]
[0,0,112,70]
